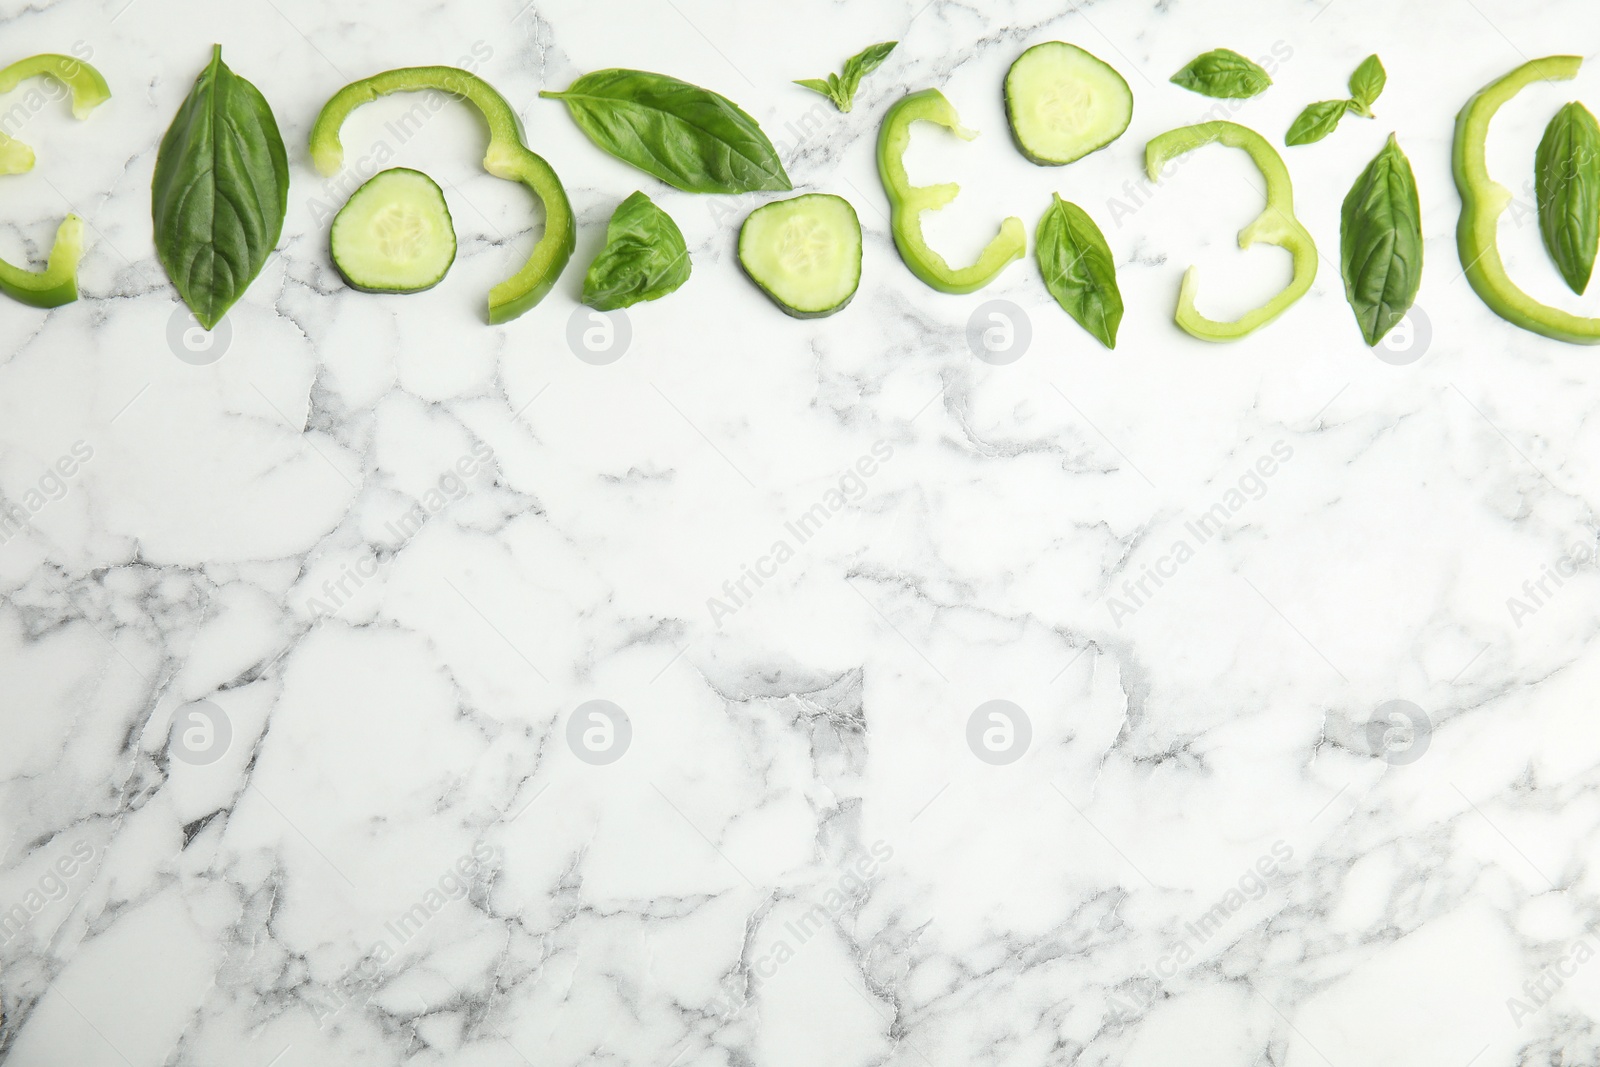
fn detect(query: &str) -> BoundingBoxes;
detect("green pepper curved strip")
[310,67,575,324]
[0,53,110,175]
[1454,55,1600,345]
[876,89,1025,294]
[0,215,82,308]
[1144,121,1318,341]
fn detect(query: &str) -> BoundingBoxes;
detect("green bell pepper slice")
[0,215,83,308]
[1453,55,1600,345]
[0,53,110,175]
[310,67,575,324]
[876,88,1025,294]
[1145,121,1318,341]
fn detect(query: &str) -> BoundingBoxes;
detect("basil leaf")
[1340,133,1422,345]
[1169,48,1272,99]
[1535,101,1600,295]
[542,69,790,194]
[1035,193,1122,348]
[1347,54,1385,116]
[1285,100,1349,145]
[582,190,691,310]
[152,44,288,330]
[796,40,896,112]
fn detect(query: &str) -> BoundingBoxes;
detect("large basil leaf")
[1535,101,1600,295]
[1285,99,1349,146]
[152,45,288,330]
[1169,49,1271,99]
[542,69,790,194]
[582,190,691,310]
[1340,133,1422,345]
[796,40,897,112]
[1035,193,1122,348]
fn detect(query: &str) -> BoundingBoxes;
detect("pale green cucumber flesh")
[738,193,861,318]
[1005,42,1133,166]
[331,167,457,294]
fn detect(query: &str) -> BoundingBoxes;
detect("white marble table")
[2,0,1599,1062]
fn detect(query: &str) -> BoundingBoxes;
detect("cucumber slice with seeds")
[1004,42,1133,166]
[330,167,456,294]
[738,193,861,318]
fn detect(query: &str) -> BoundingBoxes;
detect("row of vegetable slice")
[1,44,1597,347]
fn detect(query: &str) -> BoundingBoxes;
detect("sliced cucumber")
[330,168,456,293]
[738,193,861,318]
[1004,42,1133,166]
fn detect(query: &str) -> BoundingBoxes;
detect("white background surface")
[2,0,1600,1062]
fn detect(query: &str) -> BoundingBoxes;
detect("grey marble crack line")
[1048,383,1157,488]
[649,781,759,888]
[1239,575,1350,683]
[1247,979,1338,1067]
[248,782,360,890]
[1449,383,1564,493]
[650,382,759,490]
[442,576,551,682]
[46,981,135,1067]
[1048,780,1158,889]
[908,781,950,823]
[838,975,939,1067]
[249,383,359,490]
[1450,782,1559,890]
[649,641,693,683]
[34,567,152,682]
[438,973,538,1066]
[660,0,759,89]
[843,576,950,682]
[109,383,150,423]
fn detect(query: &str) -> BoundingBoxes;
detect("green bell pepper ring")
[1145,121,1318,341]
[1453,55,1600,345]
[0,53,110,175]
[876,89,1025,294]
[310,67,575,324]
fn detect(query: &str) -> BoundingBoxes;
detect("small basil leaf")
[797,40,896,112]
[1340,133,1422,345]
[582,190,691,310]
[152,44,288,329]
[542,69,790,194]
[1535,101,1600,295]
[1169,48,1272,99]
[1348,54,1386,114]
[1035,193,1122,348]
[794,77,834,98]
[1285,100,1349,145]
